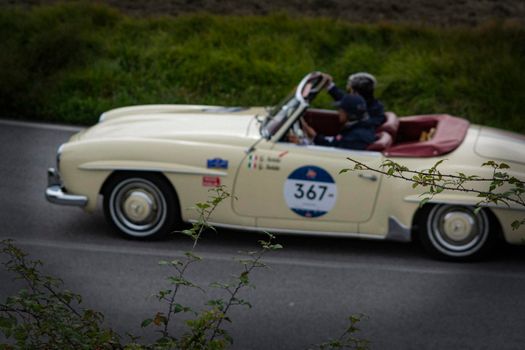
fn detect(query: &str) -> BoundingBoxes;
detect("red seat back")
[384,114,470,157]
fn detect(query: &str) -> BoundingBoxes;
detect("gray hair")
[346,72,377,90]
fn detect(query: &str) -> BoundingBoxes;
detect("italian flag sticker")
[247,154,258,170]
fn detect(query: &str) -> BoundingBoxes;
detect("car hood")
[77,105,265,143]
[475,126,525,166]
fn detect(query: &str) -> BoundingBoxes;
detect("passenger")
[325,72,386,128]
[298,94,376,150]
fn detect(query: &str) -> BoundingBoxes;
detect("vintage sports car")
[46,72,525,261]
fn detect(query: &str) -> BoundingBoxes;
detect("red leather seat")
[384,114,470,157]
[367,131,393,151]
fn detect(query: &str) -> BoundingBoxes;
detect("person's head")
[346,72,376,101]
[334,94,368,124]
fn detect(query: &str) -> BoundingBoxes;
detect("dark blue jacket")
[314,121,376,150]
[328,85,386,128]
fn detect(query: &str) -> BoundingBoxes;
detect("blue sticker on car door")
[284,165,337,218]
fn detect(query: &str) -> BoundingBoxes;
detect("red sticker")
[202,176,221,187]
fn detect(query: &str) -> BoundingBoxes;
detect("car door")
[232,139,384,233]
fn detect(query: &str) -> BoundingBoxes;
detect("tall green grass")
[1,2,524,132]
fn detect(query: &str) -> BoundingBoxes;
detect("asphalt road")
[1,119,525,349]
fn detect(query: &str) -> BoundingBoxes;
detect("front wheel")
[103,173,179,239]
[416,204,498,261]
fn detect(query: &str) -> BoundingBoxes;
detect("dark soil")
[2,0,525,26]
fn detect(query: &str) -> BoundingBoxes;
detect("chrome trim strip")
[196,221,385,240]
[403,195,524,211]
[385,216,412,242]
[78,162,227,177]
[192,217,411,242]
[404,196,473,205]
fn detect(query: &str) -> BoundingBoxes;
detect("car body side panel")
[491,208,525,243]
[359,127,525,245]
[232,140,385,234]
[359,128,481,238]
[59,138,255,226]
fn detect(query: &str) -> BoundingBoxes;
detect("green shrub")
[0,3,524,133]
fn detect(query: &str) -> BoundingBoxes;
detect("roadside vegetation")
[0,2,524,133]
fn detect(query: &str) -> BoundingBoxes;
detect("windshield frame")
[260,72,328,141]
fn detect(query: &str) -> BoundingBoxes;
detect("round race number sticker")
[284,165,337,218]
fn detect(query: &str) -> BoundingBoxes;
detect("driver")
[325,72,386,128]
[292,94,376,150]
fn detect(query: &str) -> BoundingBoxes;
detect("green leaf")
[173,303,191,313]
[168,276,191,286]
[196,202,211,210]
[239,271,250,285]
[419,197,431,207]
[210,282,228,289]
[184,251,202,261]
[512,219,525,230]
[141,318,153,328]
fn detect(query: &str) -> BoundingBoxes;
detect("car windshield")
[260,91,300,138]
[259,72,328,139]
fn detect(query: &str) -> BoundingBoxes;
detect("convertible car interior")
[302,109,470,157]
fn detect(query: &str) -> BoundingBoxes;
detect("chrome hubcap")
[428,205,489,257]
[109,178,167,237]
[122,190,156,224]
[442,212,475,242]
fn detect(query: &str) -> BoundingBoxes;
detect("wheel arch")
[411,202,504,261]
[411,203,504,242]
[100,170,182,222]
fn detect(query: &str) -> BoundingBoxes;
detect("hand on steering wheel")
[289,118,314,145]
[300,118,317,139]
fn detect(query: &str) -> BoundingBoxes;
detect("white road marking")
[0,119,85,132]
[2,237,524,281]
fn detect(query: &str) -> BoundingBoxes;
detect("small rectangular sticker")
[202,176,221,187]
[207,158,229,169]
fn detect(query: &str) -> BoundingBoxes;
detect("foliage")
[0,2,524,133]
[310,314,369,350]
[342,158,525,229]
[0,240,121,349]
[136,186,284,349]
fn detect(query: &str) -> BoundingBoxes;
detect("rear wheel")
[416,204,497,261]
[103,173,179,239]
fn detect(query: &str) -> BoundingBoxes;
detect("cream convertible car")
[46,72,525,261]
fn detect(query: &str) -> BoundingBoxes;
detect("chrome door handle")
[358,173,378,182]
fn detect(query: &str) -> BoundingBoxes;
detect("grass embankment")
[0,3,524,132]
